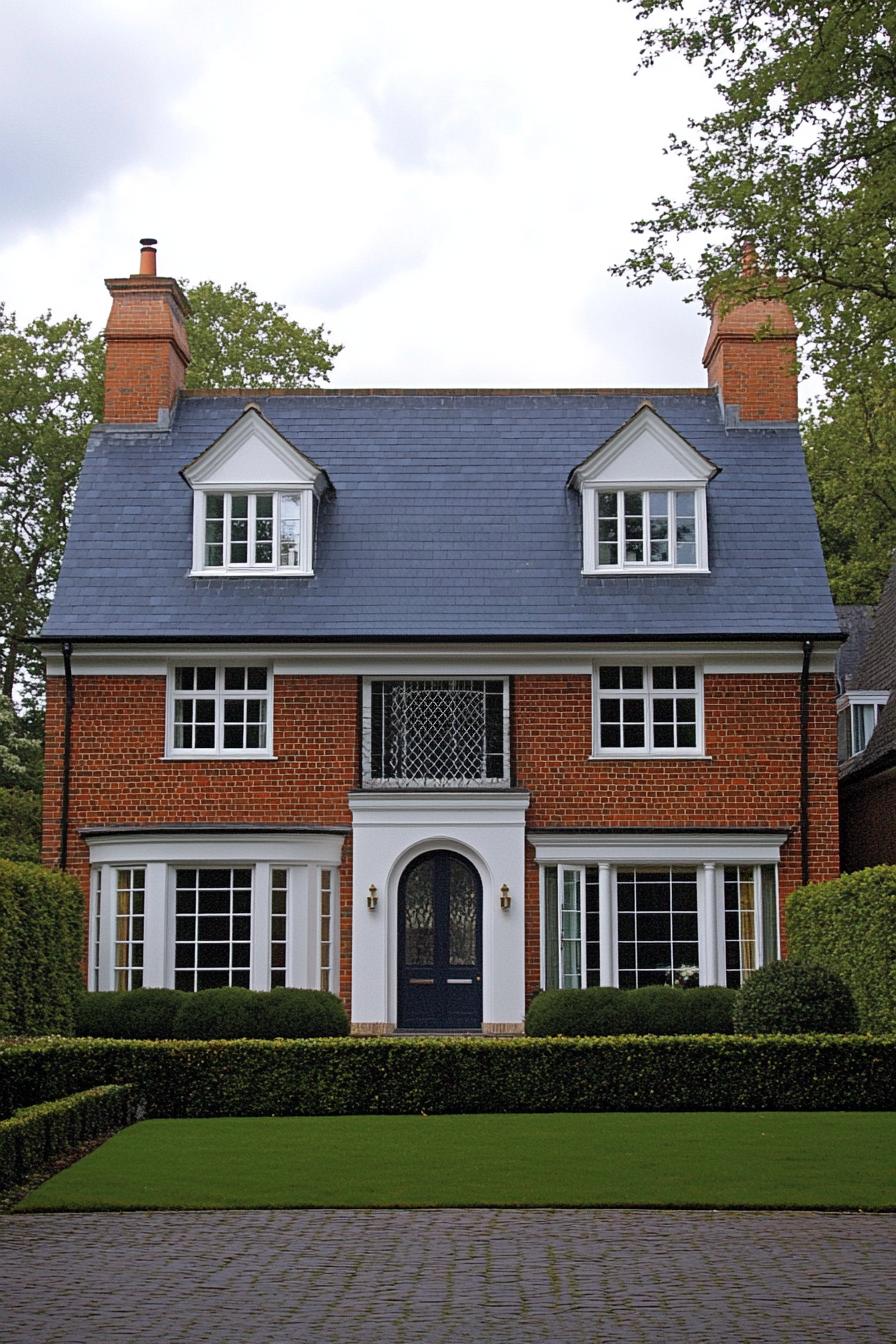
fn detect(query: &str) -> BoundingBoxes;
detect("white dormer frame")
[181,407,330,577]
[569,405,719,576]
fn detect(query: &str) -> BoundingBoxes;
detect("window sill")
[162,753,278,762]
[582,567,711,577]
[189,568,313,579]
[587,753,712,762]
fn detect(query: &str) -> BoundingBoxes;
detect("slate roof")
[835,604,876,692]
[42,389,841,642]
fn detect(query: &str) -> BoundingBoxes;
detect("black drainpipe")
[60,641,75,871]
[799,638,814,885]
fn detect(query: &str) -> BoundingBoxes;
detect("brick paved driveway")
[2,1208,894,1343]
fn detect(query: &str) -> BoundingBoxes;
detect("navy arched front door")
[397,851,483,1030]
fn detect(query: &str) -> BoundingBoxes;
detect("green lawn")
[17,1112,896,1212]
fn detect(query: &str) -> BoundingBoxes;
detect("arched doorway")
[397,850,483,1030]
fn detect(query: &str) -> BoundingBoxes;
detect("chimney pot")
[139,238,158,276]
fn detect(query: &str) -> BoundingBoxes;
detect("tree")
[614,0,896,601]
[0,307,103,707]
[184,281,342,389]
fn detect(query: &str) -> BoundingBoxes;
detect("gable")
[181,405,330,492]
[569,404,719,489]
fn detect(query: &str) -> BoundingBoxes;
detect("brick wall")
[44,668,839,1009]
[514,672,840,998]
[840,772,896,871]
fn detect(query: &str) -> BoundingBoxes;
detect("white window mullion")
[250,861,271,990]
[700,861,718,986]
[598,861,615,987]
[97,866,116,991]
[290,865,311,988]
[141,862,168,988]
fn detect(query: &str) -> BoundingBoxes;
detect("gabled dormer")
[568,404,719,576]
[181,406,331,576]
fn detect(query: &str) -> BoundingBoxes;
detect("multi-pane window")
[543,866,600,990]
[617,868,699,989]
[200,491,310,573]
[91,868,102,991]
[270,868,288,989]
[365,679,509,785]
[837,694,889,761]
[174,867,252,991]
[171,665,271,755]
[723,865,779,987]
[595,664,699,754]
[114,868,145,990]
[320,869,334,992]
[596,489,699,568]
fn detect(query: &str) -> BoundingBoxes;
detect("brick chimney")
[702,245,798,422]
[103,239,191,424]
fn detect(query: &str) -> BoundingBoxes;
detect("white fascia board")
[349,791,530,829]
[571,406,718,489]
[85,830,346,866]
[45,640,839,678]
[531,831,790,865]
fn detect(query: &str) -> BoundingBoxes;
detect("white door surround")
[348,790,530,1034]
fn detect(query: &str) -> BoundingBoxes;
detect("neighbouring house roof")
[835,604,876,692]
[42,389,841,642]
[840,556,896,781]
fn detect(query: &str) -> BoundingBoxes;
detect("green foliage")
[526,986,737,1036]
[803,388,896,603]
[0,1085,135,1192]
[184,281,342,389]
[787,866,896,1032]
[3,1035,892,1120]
[733,960,859,1034]
[170,986,349,1040]
[0,787,41,862]
[0,860,82,1035]
[0,305,103,705]
[74,989,188,1041]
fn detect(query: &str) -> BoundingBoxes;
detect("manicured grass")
[17,1112,896,1212]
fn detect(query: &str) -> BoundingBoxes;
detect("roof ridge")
[181,386,713,399]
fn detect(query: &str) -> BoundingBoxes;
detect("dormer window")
[837,692,889,761]
[569,405,718,576]
[182,406,331,578]
[202,491,308,571]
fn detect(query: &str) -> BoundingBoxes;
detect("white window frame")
[86,832,344,994]
[591,660,705,758]
[191,487,313,577]
[165,662,274,759]
[587,484,708,574]
[535,832,786,991]
[836,691,890,760]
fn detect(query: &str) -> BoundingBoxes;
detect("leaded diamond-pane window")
[365,679,509,786]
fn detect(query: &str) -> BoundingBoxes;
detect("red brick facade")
[44,667,839,1010]
[702,296,798,422]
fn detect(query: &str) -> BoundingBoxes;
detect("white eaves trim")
[531,830,789,865]
[84,829,346,866]
[45,641,839,678]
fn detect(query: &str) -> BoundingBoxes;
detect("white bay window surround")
[535,832,786,991]
[182,405,331,577]
[86,831,344,993]
[837,691,890,761]
[569,404,717,575]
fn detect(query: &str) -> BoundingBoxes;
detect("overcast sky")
[0,0,721,388]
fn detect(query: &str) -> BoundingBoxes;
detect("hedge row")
[0,1085,137,1192]
[1,1036,893,1119]
[0,860,83,1035]
[788,866,896,1033]
[74,987,350,1040]
[526,986,737,1036]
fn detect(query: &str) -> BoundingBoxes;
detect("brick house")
[836,556,896,871]
[40,240,841,1034]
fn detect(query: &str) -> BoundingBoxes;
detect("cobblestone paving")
[2,1208,894,1343]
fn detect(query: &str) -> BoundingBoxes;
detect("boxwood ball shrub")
[525,986,737,1037]
[74,989,187,1040]
[733,960,859,1034]
[171,986,349,1040]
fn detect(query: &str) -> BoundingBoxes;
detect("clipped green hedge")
[0,860,83,1035]
[526,986,737,1037]
[74,987,350,1040]
[0,1085,137,1192]
[787,866,896,1033]
[1,1036,893,1120]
